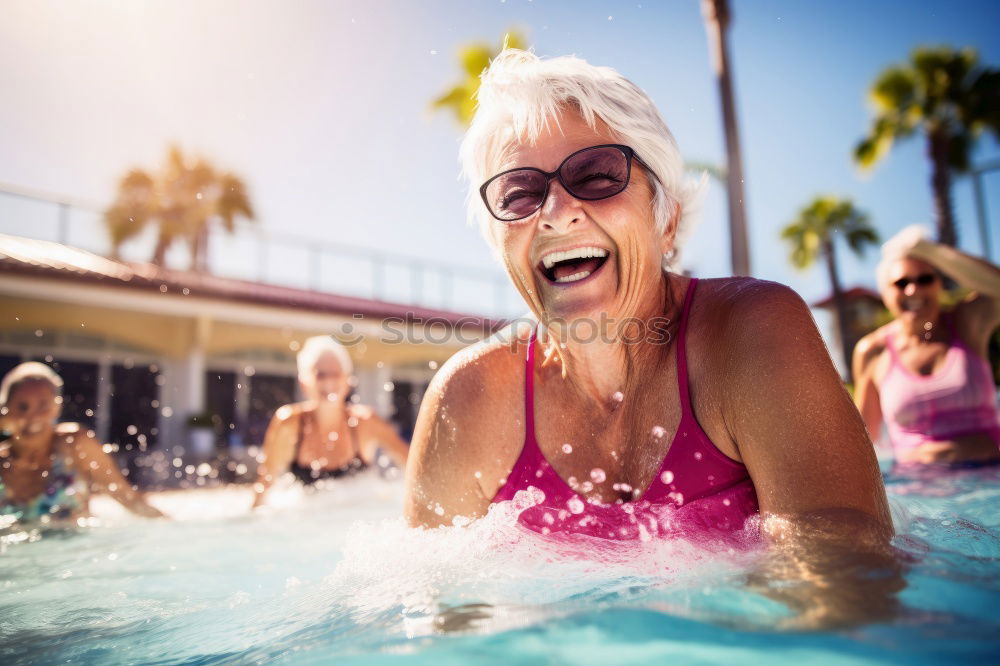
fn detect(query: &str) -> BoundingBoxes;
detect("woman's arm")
[893,226,1000,338]
[62,426,164,518]
[722,282,901,628]
[851,333,884,446]
[350,405,409,468]
[404,346,511,528]
[251,407,297,509]
[908,237,1000,300]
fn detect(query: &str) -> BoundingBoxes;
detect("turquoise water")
[1,462,998,665]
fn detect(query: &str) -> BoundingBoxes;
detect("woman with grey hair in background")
[251,336,409,509]
[853,225,1000,465]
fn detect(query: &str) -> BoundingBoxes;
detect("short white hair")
[459,49,707,269]
[1,361,63,407]
[875,224,933,289]
[296,336,354,381]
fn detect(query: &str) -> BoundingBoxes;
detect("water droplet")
[126,425,138,436]
[693,451,703,461]
[660,470,674,484]
[561,443,573,454]
[590,468,606,483]
[429,360,439,370]
[567,497,585,514]
[611,391,624,403]
[651,425,666,438]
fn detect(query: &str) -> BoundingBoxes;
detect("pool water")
[1,461,998,665]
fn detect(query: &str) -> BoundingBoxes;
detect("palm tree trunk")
[152,235,170,266]
[191,224,210,273]
[702,0,751,276]
[824,238,853,382]
[928,127,958,247]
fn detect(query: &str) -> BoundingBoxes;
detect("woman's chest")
[894,341,954,377]
[297,423,357,468]
[528,393,683,504]
[1,460,56,504]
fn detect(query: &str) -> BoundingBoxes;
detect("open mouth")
[538,247,610,285]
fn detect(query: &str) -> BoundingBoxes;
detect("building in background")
[0,233,502,484]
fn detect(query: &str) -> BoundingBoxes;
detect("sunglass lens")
[562,147,630,199]
[893,273,938,289]
[485,170,547,220]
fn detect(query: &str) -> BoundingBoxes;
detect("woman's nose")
[538,181,583,232]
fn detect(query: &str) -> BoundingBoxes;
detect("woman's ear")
[659,202,681,262]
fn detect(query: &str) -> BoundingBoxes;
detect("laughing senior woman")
[404,51,891,549]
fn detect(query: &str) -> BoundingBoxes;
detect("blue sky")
[1,0,998,336]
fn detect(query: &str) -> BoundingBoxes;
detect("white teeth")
[555,270,592,283]
[541,246,608,270]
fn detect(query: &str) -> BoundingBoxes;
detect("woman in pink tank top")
[404,51,891,553]
[853,226,1000,465]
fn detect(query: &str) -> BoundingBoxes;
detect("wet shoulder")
[687,277,813,353]
[273,401,311,424]
[854,323,891,375]
[430,321,532,418]
[686,277,826,392]
[54,422,96,450]
[52,423,98,467]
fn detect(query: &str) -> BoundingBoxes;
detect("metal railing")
[0,182,519,317]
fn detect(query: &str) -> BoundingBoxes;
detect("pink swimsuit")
[492,278,759,540]
[879,317,1000,454]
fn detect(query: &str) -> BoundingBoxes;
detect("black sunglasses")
[892,273,938,290]
[479,144,648,222]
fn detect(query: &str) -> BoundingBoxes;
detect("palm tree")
[701,0,751,277]
[855,46,1000,247]
[781,197,879,382]
[431,30,527,127]
[104,146,254,270]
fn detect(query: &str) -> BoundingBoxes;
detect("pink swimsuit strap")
[494,277,759,540]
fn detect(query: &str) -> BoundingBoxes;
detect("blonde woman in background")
[251,336,409,509]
